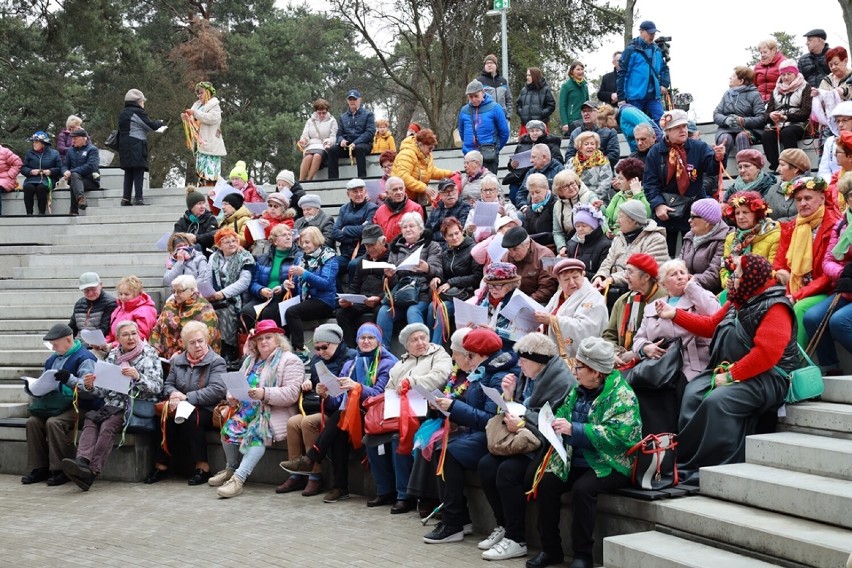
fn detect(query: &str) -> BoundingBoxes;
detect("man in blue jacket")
[328,90,376,179]
[63,129,100,215]
[332,178,379,290]
[458,80,510,174]
[617,20,670,124]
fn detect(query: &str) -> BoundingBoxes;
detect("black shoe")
[61,458,95,491]
[366,493,395,507]
[121,199,132,206]
[133,198,146,206]
[526,552,564,568]
[46,471,70,486]
[423,521,464,544]
[77,195,87,210]
[187,468,211,486]
[69,211,78,216]
[144,468,171,484]
[390,498,417,514]
[21,468,50,485]
[569,559,593,568]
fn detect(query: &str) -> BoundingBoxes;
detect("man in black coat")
[798,29,831,88]
[327,90,376,179]
[63,129,100,215]
[597,50,622,105]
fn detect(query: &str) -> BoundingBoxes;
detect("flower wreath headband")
[782,176,828,199]
[723,192,771,220]
[196,81,216,96]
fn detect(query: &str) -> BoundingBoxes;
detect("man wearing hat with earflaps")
[458,79,510,175]
[21,323,99,487]
[643,108,726,256]
[617,20,670,124]
[63,129,100,215]
[799,28,830,89]
[336,224,390,346]
[328,89,376,179]
[500,226,558,304]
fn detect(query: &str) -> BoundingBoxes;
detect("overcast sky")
[290,0,848,121]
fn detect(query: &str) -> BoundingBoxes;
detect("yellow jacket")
[719,219,781,288]
[220,205,253,247]
[371,132,397,154]
[391,144,453,197]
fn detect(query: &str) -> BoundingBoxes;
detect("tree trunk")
[623,0,637,48]
[840,0,852,53]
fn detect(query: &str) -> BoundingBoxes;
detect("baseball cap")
[346,89,362,99]
[79,272,101,290]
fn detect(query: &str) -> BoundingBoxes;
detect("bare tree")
[840,0,852,52]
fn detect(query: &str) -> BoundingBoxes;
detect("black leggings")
[23,182,50,215]
[307,410,354,490]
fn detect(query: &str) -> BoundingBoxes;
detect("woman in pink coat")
[0,144,22,193]
[106,275,157,344]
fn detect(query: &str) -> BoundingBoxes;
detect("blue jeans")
[376,301,429,349]
[803,294,852,370]
[426,299,454,345]
[366,439,414,499]
[629,96,664,125]
[223,442,266,482]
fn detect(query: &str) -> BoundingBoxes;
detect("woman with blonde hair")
[183,81,226,185]
[298,98,338,181]
[106,275,157,344]
[567,131,613,205]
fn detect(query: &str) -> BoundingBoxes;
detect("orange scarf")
[338,383,364,449]
[786,205,825,294]
[665,143,689,194]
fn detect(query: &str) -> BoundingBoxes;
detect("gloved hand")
[54,370,71,384]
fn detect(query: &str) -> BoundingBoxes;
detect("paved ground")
[0,474,530,567]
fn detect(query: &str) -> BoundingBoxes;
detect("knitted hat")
[186,189,206,210]
[484,54,499,66]
[691,198,722,225]
[43,323,73,341]
[399,323,430,346]
[619,199,649,225]
[462,328,503,356]
[778,148,810,173]
[501,226,529,248]
[450,327,473,353]
[124,88,145,103]
[736,149,766,169]
[357,322,383,343]
[575,336,615,375]
[627,253,659,279]
[553,258,586,275]
[313,323,343,345]
[513,332,558,364]
[267,192,289,207]
[484,262,521,284]
[276,169,295,186]
[361,224,384,245]
[526,120,547,132]
[228,160,249,182]
[407,123,422,134]
[298,194,322,209]
[573,206,601,230]
[779,59,799,75]
[222,192,245,210]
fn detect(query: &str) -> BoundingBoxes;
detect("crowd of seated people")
[17,24,852,567]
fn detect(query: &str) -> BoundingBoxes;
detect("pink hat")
[250,319,286,338]
[553,258,586,275]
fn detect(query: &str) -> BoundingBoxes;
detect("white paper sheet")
[501,290,543,334]
[486,233,507,262]
[212,180,241,208]
[175,400,195,424]
[539,402,568,465]
[197,278,217,299]
[316,361,344,397]
[245,202,268,216]
[278,295,302,321]
[80,329,107,347]
[452,298,488,327]
[246,219,266,241]
[362,259,397,271]
[21,370,58,397]
[472,201,500,229]
[156,125,168,133]
[155,231,171,252]
[397,245,424,271]
[337,293,368,305]
[93,360,132,393]
[222,371,250,401]
[511,150,532,169]
[383,388,428,418]
[413,385,450,417]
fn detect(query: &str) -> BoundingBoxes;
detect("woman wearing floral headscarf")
[656,254,798,475]
[719,192,781,296]
[183,82,227,186]
[773,176,840,345]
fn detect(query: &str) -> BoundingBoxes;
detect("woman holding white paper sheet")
[63,320,162,491]
[427,217,483,345]
[477,333,574,560]
[464,175,520,240]
[375,212,443,350]
[208,320,304,498]
[149,275,221,359]
[471,262,524,349]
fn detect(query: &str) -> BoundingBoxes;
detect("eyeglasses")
[573,362,589,371]
[486,282,511,290]
[118,331,139,338]
[314,344,331,352]
[173,288,188,294]
[219,238,238,245]
[481,187,498,194]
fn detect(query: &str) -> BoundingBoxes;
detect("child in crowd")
[372,118,396,154]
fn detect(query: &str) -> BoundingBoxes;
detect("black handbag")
[105,129,119,150]
[628,433,679,490]
[124,397,158,434]
[389,275,420,306]
[479,143,498,163]
[623,337,683,390]
[660,192,695,219]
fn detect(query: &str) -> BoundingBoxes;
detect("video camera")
[655,36,672,63]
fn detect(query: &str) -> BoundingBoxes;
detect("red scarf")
[665,143,689,195]
[618,283,657,349]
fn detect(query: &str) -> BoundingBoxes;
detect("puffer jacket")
[65,143,100,184]
[765,83,812,129]
[391,142,453,199]
[220,205,253,247]
[478,69,513,118]
[0,146,22,191]
[680,222,732,294]
[713,85,766,138]
[617,36,670,101]
[250,245,302,299]
[173,210,220,250]
[21,146,63,186]
[106,292,158,343]
[563,226,613,279]
[799,45,831,89]
[754,51,785,102]
[594,220,670,287]
[516,78,556,125]
[336,106,376,146]
[69,290,117,337]
[162,348,227,410]
[332,199,378,259]
[118,101,163,170]
[163,248,211,289]
[719,219,781,288]
[294,246,338,308]
[300,112,338,152]
[371,131,396,154]
[440,236,483,300]
[458,93,510,154]
[385,231,443,303]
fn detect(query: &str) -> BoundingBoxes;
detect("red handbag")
[363,393,399,435]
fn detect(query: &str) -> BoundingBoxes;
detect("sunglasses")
[314,344,331,352]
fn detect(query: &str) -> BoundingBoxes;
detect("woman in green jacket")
[559,62,590,136]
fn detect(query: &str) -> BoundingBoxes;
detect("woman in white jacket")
[184,82,227,185]
[298,98,339,181]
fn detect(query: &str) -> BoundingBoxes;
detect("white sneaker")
[463,523,473,535]
[477,526,506,550]
[482,537,528,560]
